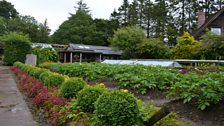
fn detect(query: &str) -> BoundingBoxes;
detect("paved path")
[0,66,36,126]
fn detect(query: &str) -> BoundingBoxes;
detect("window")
[211,27,221,35]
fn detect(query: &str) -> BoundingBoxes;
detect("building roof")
[52,44,68,51]
[193,8,224,38]
[67,43,123,55]
[32,43,53,49]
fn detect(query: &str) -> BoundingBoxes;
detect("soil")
[88,79,224,126]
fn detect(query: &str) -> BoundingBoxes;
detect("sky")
[6,0,124,33]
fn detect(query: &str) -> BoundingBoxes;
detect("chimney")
[197,11,205,28]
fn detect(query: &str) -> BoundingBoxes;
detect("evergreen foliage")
[0,32,31,65]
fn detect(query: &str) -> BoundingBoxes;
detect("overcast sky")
[6,0,124,33]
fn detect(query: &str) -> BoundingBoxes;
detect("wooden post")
[64,53,66,63]
[80,53,82,63]
[144,106,170,126]
[99,54,102,62]
[70,52,73,63]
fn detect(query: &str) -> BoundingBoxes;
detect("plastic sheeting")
[102,60,182,68]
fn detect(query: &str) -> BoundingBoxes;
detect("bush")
[171,32,201,59]
[32,46,58,64]
[0,32,31,65]
[29,67,48,79]
[44,72,65,87]
[59,77,87,98]
[39,71,51,83]
[94,90,139,126]
[77,84,107,113]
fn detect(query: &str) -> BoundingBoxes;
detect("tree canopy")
[110,26,145,58]
[0,0,18,19]
[52,1,119,45]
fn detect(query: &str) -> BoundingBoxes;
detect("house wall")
[209,12,224,34]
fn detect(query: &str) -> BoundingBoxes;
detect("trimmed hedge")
[14,62,65,87]
[1,32,32,65]
[77,84,107,113]
[94,90,140,126]
[59,77,87,98]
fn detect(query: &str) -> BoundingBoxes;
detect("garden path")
[0,66,36,126]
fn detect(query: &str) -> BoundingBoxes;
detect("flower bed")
[12,62,187,126]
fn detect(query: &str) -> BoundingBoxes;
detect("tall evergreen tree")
[137,0,144,27]
[142,0,153,38]
[118,0,130,26]
[39,19,51,43]
[128,0,139,25]
[75,0,90,13]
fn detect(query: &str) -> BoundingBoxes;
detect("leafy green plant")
[169,73,224,110]
[77,84,107,113]
[0,32,31,65]
[94,90,139,126]
[32,46,58,64]
[59,77,87,98]
[45,72,65,86]
[171,32,201,59]
[39,63,181,94]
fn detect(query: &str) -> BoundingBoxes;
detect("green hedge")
[59,77,87,98]
[1,32,31,65]
[77,84,107,113]
[14,62,65,87]
[94,90,140,126]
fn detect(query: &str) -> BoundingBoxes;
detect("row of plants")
[40,62,224,110]
[169,72,224,110]
[40,62,181,94]
[13,62,186,126]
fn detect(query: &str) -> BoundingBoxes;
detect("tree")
[118,0,130,26]
[171,32,201,59]
[199,31,224,59]
[138,38,170,59]
[142,0,153,38]
[137,0,144,27]
[110,26,145,58]
[52,10,96,44]
[0,16,7,35]
[38,19,51,43]
[75,0,90,13]
[7,15,47,42]
[128,0,139,26]
[93,19,119,46]
[0,0,18,19]
[0,32,31,65]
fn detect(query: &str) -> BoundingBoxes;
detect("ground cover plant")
[12,62,187,126]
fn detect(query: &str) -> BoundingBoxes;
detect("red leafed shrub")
[50,96,67,106]
[28,79,44,98]
[11,66,22,75]
[33,88,50,106]
[19,74,32,93]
